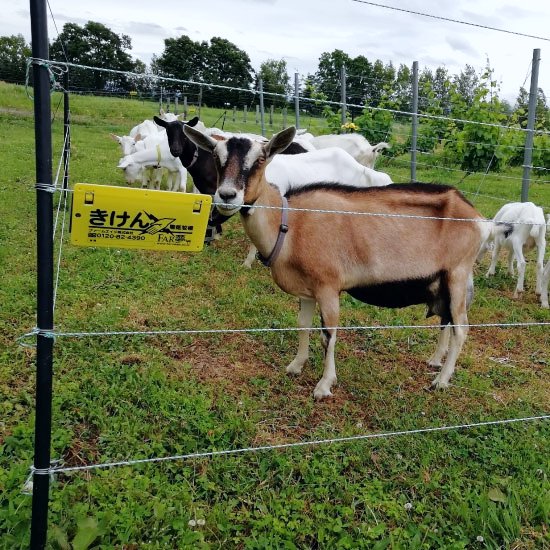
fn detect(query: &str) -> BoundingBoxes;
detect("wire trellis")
[22,54,550,501]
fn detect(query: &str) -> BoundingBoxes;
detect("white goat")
[310,133,390,169]
[158,109,182,123]
[117,134,187,192]
[184,125,489,399]
[485,202,547,300]
[110,118,166,189]
[130,119,160,140]
[242,147,393,267]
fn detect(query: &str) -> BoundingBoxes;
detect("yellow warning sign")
[70,183,212,252]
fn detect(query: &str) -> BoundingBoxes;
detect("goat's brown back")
[271,184,483,296]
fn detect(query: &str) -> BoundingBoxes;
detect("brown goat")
[184,125,490,399]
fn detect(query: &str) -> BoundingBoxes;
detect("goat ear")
[264,126,296,159]
[110,133,121,142]
[153,115,168,128]
[134,133,142,142]
[159,108,166,116]
[187,116,200,127]
[176,113,185,121]
[183,124,218,152]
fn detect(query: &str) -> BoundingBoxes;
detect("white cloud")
[5,0,549,100]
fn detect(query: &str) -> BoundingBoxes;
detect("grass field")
[0,81,549,549]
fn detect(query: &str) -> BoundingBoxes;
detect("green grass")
[0,81,549,549]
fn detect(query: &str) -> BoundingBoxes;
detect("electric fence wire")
[350,0,550,42]
[30,58,550,137]
[25,415,550,480]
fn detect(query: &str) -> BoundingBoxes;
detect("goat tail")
[493,221,514,239]
[529,221,544,240]
[372,142,390,153]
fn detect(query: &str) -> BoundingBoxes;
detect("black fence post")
[29,0,55,548]
[63,70,70,192]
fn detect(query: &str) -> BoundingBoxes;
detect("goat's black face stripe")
[218,138,264,188]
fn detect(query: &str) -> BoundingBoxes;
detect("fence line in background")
[31,58,550,137]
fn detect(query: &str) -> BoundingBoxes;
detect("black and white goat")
[183,125,490,399]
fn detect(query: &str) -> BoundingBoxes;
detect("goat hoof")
[313,379,335,400]
[313,388,333,400]
[286,362,304,375]
[427,358,443,368]
[430,376,449,390]
[512,290,523,299]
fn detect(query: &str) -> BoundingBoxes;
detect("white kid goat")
[184,125,490,399]
[485,202,547,301]
[117,134,187,192]
[310,133,390,169]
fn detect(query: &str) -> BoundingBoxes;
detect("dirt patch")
[63,422,101,467]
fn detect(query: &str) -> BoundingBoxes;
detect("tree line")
[1,21,546,114]
[1,21,548,174]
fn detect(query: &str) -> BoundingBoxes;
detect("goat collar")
[156,143,162,165]
[186,145,199,169]
[257,195,289,268]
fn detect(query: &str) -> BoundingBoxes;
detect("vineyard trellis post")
[198,85,202,118]
[294,72,300,129]
[521,48,541,202]
[411,60,419,183]
[340,65,347,126]
[259,77,265,137]
[29,0,55,547]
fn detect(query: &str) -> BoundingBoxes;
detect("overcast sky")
[5,0,550,103]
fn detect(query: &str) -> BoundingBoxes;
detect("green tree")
[203,37,253,105]
[512,86,550,131]
[301,74,327,116]
[257,59,290,107]
[154,35,253,107]
[452,64,480,107]
[393,63,412,113]
[314,49,352,101]
[346,54,371,110]
[444,65,509,172]
[0,34,31,84]
[50,22,139,92]
[151,36,207,82]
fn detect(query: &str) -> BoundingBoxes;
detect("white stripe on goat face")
[243,141,264,171]
[216,142,228,167]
